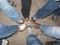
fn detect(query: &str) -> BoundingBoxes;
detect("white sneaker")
[27,26,35,35]
[17,19,24,24]
[1,39,8,45]
[19,23,26,31]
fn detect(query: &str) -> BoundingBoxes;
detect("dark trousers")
[21,0,32,19]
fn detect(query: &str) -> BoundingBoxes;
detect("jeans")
[39,25,60,39]
[26,34,42,45]
[0,0,21,22]
[54,8,60,17]
[0,24,19,39]
[34,0,60,19]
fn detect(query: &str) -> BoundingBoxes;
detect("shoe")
[31,16,37,22]
[52,16,58,21]
[19,23,26,31]
[16,19,24,24]
[1,39,8,45]
[25,17,29,21]
[27,26,35,35]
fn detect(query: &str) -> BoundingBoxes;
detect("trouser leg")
[26,34,42,45]
[0,24,19,39]
[34,0,60,19]
[21,0,31,19]
[54,8,60,17]
[39,25,60,39]
[0,0,21,22]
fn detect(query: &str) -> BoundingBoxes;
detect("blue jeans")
[0,0,21,22]
[26,34,42,45]
[39,25,60,39]
[0,24,19,39]
[34,0,60,19]
[54,8,60,17]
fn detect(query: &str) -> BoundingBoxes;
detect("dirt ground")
[0,0,60,45]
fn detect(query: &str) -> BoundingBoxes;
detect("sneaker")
[31,16,37,22]
[27,26,35,35]
[1,39,8,45]
[19,23,26,31]
[16,19,24,24]
[25,17,29,21]
[52,16,58,21]
[8,1,14,6]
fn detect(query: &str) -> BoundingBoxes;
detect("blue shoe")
[39,25,60,39]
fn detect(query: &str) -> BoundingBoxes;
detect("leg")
[27,34,42,45]
[0,24,19,39]
[21,0,31,20]
[26,26,42,45]
[34,23,60,39]
[54,8,60,17]
[32,0,60,21]
[0,0,23,23]
[39,25,60,39]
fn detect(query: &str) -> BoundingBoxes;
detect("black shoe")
[31,17,37,22]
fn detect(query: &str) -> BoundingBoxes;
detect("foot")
[27,26,35,35]
[8,1,16,7]
[33,23,41,28]
[16,19,24,24]
[1,39,8,45]
[31,16,37,22]
[52,16,58,21]
[19,23,26,32]
[25,17,29,21]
